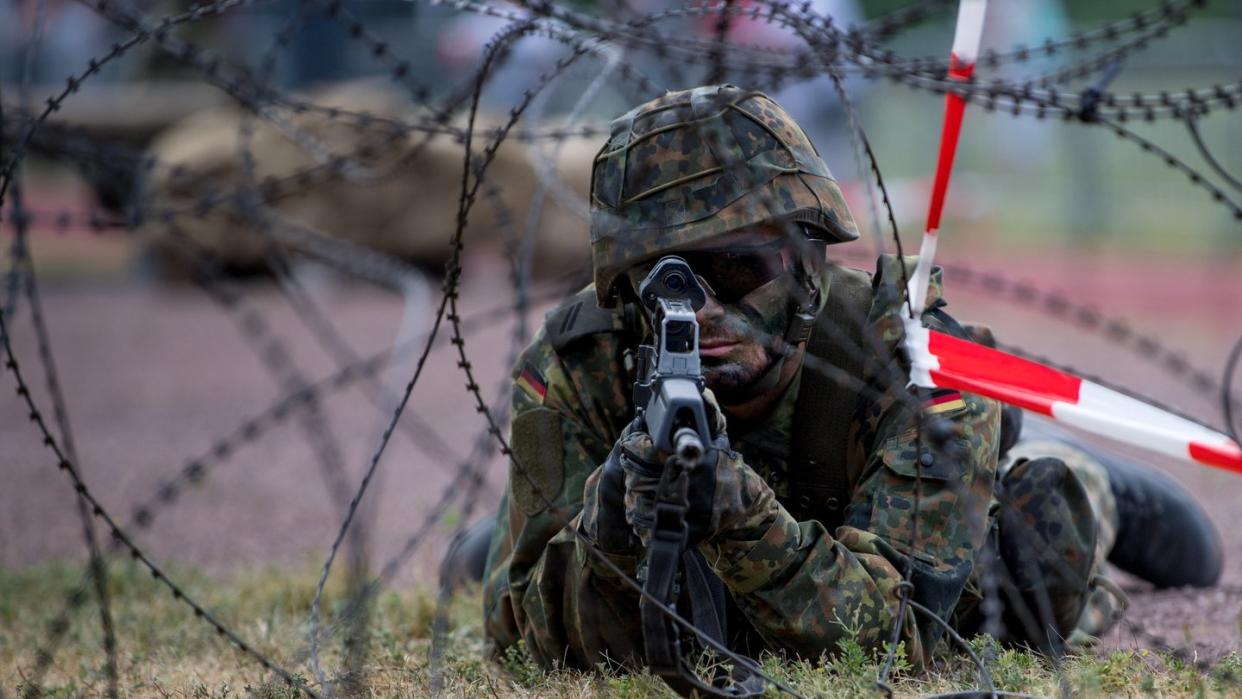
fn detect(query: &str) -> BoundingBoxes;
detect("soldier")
[441,85,1221,677]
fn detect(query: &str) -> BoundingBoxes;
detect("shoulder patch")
[545,289,620,352]
[510,408,564,516]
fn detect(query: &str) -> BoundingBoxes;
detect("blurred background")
[1,0,1240,665]
[3,0,1240,269]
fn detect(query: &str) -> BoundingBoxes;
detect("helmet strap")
[783,250,821,345]
[740,283,817,401]
[785,305,816,345]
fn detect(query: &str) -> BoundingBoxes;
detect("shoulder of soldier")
[867,253,947,312]
[864,253,972,335]
[511,285,634,414]
[543,285,633,353]
[825,254,974,379]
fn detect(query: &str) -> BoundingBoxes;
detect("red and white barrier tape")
[904,0,985,315]
[899,0,1242,474]
[907,326,1242,474]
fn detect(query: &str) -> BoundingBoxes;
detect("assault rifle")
[632,257,764,698]
[633,256,712,461]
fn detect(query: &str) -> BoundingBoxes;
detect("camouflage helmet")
[590,84,858,307]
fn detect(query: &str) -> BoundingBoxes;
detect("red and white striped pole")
[898,0,1242,474]
[904,0,986,317]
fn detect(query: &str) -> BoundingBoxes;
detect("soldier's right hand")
[696,449,782,548]
[586,416,676,555]
[617,414,731,548]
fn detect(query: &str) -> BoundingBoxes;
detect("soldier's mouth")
[699,340,740,358]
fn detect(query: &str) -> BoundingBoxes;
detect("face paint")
[622,227,820,406]
[697,273,798,404]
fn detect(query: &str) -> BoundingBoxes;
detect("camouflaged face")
[590,85,860,307]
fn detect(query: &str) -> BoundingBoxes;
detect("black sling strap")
[788,265,874,533]
[641,464,766,698]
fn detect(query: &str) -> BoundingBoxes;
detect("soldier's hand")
[702,387,728,437]
[584,422,685,556]
[697,448,780,546]
[618,389,729,547]
[588,441,643,554]
[615,421,663,545]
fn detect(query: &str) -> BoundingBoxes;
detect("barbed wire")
[8,198,120,699]
[4,15,121,698]
[12,278,575,694]
[3,0,1240,696]
[870,0,1208,77]
[1096,114,1242,219]
[0,305,319,695]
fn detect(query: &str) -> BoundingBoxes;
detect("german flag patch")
[516,363,548,403]
[925,388,966,415]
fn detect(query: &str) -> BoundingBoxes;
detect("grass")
[1,560,1239,698]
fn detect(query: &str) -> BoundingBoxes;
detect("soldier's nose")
[695,287,723,326]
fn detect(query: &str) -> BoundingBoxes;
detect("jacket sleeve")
[697,259,1000,665]
[482,329,646,669]
[698,391,998,665]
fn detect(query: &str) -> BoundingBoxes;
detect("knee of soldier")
[995,457,1100,642]
[997,457,1097,599]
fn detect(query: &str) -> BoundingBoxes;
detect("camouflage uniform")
[955,329,1126,646]
[481,85,1117,671]
[996,433,1127,642]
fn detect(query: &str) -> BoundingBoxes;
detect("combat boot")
[439,516,496,591]
[1101,452,1223,588]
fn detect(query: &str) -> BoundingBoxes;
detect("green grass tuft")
[1,560,1237,697]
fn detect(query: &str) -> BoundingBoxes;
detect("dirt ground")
[2,241,1240,664]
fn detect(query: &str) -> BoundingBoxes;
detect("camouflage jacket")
[482,254,1001,669]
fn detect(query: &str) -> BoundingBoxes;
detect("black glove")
[591,440,643,554]
[617,390,728,547]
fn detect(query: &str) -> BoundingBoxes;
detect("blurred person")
[3,0,110,85]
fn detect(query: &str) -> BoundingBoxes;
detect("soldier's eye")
[682,243,787,303]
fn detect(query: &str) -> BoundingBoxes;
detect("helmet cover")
[590,84,858,307]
